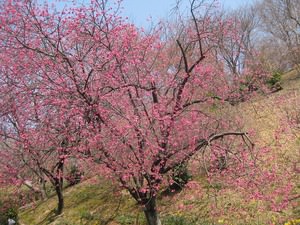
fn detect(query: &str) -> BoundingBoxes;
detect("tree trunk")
[143,197,161,225]
[55,184,64,215]
[55,158,64,215]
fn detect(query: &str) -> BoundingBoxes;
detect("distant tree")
[258,0,300,70]
[216,5,259,76]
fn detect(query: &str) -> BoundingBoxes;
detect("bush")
[267,70,283,91]
[169,163,192,192]
[0,198,19,225]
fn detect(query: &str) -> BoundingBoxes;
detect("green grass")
[19,177,138,225]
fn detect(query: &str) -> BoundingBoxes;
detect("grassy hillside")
[18,71,300,225]
[19,176,215,225]
[19,177,140,225]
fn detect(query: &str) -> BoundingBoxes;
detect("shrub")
[0,198,19,225]
[169,163,192,192]
[267,70,283,91]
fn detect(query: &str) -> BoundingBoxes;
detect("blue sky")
[47,0,254,27]
[121,0,254,27]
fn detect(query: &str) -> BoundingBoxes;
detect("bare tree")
[258,0,300,71]
[216,5,260,76]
